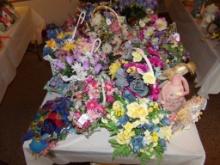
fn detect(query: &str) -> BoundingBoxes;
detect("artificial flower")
[102,43,113,54]
[91,13,103,26]
[130,79,149,97]
[112,101,125,117]
[155,18,167,31]
[109,60,121,79]
[116,130,135,144]
[86,99,99,110]
[123,122,134,131]
[110,20,121,34]
[151,132,159,143]
[132,51,143,62]
[46,39,57,49]
[62,42,75,51]
[127,102,149,119]
[131,136,144,153]
[142,72,156,84]
[158,126,172,140]
[144,27,155,38]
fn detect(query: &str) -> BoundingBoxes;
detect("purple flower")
[83,60,90,70]
[94,63,102,74]
[54,60,65,69]
[65,56,74,65]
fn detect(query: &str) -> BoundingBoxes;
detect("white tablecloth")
[0,6,45,102]
[23,93,206,165]
[166,0,220,98]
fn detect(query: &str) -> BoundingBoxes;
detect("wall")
[14,0,79,25]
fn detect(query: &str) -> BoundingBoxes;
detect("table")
[165,0,220,98]
[23,93,206,165]
[0,6,45,102]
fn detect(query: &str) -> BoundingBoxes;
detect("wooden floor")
[0,48,219,165]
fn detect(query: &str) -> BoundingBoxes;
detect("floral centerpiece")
[109,48,162,101]
[68,74,119,133]
[101,96,172,164]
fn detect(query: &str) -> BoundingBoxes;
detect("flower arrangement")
[68,75,119,133]
[23,97,72,155]
[113,0,158,25]
[101,96,172,164]
[109,48,162,102]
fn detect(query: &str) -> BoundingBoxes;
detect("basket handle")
[92,5,121,28]
[71,10,86,41]
[133,48,155,76]
[90,38,102,54]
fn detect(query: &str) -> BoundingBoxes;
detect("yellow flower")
[109,60,121,79]
[151,132,159,143]
[123,122,134,131]
[46,39,57,49]
[127,102,149,119]
[112,101,124,117]
[143,72,156,84]
[116,130,135,144]
[127,66,137,74]
[159,126,172,141]
[57,32,64,39]
[132,51,143,62]
[62,42,76,51]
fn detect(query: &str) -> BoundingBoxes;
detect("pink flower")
[149,56,164,68]
[105,81,114,94]
[96,104,105,114]
[86,99,99,110]
[87,110,100,121]
[106,95,115,103]
[150,85,160,101]
[110,21,121,34]
[88,88,100,99]
[147,47,160,56]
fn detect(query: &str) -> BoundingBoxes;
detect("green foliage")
[100,121,118,136]
[109,139,132,159]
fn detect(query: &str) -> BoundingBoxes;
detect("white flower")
[144,27,155,38]
[155,18,168,31]
[102,43,112,54]
[106,18,112,25]
[91,13,103,26]
[71,63,87,81]
[139,19,146,28]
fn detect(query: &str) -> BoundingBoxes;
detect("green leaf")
[112,144,132,160]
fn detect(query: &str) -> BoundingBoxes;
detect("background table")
[23,93,206,165]
[0,6,45,102]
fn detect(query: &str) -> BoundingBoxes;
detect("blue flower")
[117,115,129,127]
[131,136,144,153]
[161,117,171,126]
[123,89,136,102]
[43,47,54,57]
[159,139,167,148]
[41,119,57,135]
[141,123,154,132]
[130,79,148,97]
[29,139,48,154]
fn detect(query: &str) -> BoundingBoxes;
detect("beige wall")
[14,0,79,25]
